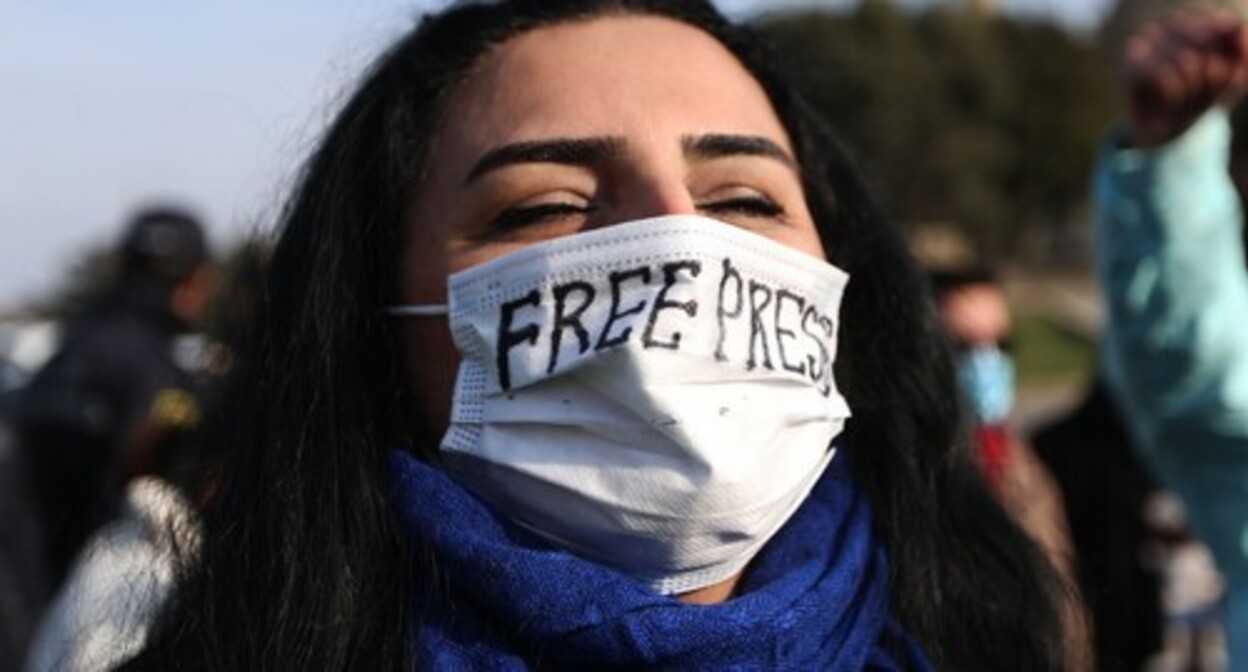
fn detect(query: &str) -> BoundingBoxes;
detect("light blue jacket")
[1095,109,1248,667]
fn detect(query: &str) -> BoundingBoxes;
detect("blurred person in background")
[11,206,214,605]
[931,269,1017,487]
[929,268,1080,610]
[114,1,1084,670]
[21,451,205,672]
[22,241,267,672]
[1094,5,1248,667]
[1032,377,1169,670]
[1,321,62,668]
[1143,492,1229,671]
[0,409,44,672]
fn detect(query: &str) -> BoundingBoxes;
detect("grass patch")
[1013,313,1096,385]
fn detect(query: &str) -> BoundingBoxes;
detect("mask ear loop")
[385,305,449,317]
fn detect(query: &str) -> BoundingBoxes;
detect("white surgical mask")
[390,214,851,595]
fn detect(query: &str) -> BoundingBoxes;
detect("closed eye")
[699,195,785,219]
[489,201,596,234]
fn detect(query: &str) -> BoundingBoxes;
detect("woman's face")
[399,14,824,440]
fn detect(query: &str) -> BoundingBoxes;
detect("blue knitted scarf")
[388,450,933,670]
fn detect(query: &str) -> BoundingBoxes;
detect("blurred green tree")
[756,0,1117,266]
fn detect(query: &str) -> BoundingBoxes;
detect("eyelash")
[698,196,785,219]
[490,194,785,232]
[491,202,595,231]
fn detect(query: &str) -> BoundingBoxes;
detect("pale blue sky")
[0,0,1113,308]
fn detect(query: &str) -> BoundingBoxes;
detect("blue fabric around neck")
[387,449,933,670]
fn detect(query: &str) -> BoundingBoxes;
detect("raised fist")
[1125,11,1248,147]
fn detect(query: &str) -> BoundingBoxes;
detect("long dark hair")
[124,1,1071,669]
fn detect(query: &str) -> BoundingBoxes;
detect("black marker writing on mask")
[497,289,541,391]
[642,261,702,349]
[747,280,774,371]
[774,289,806,376]
[714,258,743,362]
[493,255,836,395]
[595,268,652,350]
[548,281,596,374]
[801,307,834,396]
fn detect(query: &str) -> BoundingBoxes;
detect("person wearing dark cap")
[13,205,214,597]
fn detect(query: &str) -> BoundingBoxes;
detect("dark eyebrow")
[681,134,797,169]
[465,137,626,184]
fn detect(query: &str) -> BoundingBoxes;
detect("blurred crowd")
[6,0,1248,670]
[0,209,267,670]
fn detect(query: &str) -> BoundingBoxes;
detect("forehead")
[436,14,793,156]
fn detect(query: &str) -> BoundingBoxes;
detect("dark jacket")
[1032,380,1162,671]
[15,281,200,591]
